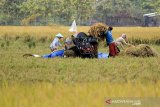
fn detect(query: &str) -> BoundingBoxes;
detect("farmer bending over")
[105,26,119,57]
[50,33,64,52]
[115,33,131,49]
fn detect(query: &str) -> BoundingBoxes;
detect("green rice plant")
[2,33,12,41]
[155,38,160,45]
[5,40,10,47]
[23,34,34,43]
[1,42,5,48]
[0,40,10,48]
[28,41,36,49]
[15,35,20,41]
[128,37,160,45]
[38,36,48,43]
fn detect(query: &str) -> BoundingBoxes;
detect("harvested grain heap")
[88,23,108,40]
[125,44,158,57]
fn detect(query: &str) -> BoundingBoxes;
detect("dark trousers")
[109,42,119,57]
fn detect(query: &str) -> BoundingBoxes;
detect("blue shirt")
[105,30,114,45]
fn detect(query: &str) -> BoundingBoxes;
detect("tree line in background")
[0,0,160,26]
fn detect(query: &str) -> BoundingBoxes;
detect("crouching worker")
[50,33,64,52]
[65,35,75,50]
[115,33,131,50]
[105,26,119,57]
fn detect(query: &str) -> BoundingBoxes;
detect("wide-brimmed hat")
[55,33,64,38]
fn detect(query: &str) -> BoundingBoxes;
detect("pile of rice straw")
[125,44,158,57]
[88,23,108,40]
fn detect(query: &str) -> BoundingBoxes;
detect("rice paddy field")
[0,26,160,107]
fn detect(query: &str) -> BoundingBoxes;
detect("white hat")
[55,33,63,38]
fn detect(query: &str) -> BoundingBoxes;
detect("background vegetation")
[0,0,160,26]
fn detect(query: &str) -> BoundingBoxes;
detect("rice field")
[0,26,160,107]
[1,26,160,45]
[0,26,160,39]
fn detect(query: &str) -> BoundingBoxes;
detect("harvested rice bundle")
[88,23,108,40]
[125,44,158,57]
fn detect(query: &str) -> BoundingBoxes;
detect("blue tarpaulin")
[42,50,109,59]
[42,50,65,58]
[98,52,109,59]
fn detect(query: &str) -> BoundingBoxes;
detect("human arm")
[119,42,125,49]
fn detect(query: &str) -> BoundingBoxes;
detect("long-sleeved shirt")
[50,37,62,50]
[115,37,128,45]
[105,30,114,45]
[115,37,129,49]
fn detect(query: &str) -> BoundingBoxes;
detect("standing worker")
[105,26,119,57]
[50,33,64,52]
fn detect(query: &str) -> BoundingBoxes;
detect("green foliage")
[15,35,20,41]
[1,42,5,48]
[0,0,160,25]
[23,35,34,43]
[38,36,48,43]
[5,40,9,47]
[21,13,41,25]
[28,41,36,49]
[129,38,160,45]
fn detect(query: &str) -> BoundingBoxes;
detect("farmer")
[50,33,64,52]
[115,33,130,49]
[105,26,119,57]
[65,35,75,50]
